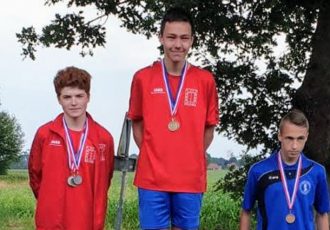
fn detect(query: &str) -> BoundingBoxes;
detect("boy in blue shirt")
[240,109,330,230]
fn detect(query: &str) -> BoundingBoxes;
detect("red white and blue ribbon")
[277,152,302,211]
[161,59,188,116]
[63,117,89,172]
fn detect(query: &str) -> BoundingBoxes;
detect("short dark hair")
[160,7,194,36]
[279,109,309,132]
[54,66,91,97]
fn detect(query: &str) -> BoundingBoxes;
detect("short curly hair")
[53,66,91,97]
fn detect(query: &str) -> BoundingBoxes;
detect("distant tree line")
[206,153,241,169]
[10,153,29,170]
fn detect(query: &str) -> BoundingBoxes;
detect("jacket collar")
[49,112,99,143]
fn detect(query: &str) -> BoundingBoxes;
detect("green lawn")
[0,169,240,230]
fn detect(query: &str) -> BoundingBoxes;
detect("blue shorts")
[138,188,203,230]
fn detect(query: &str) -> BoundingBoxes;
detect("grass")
[0,169,240,230]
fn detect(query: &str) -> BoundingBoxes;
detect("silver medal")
[72,175,82,185]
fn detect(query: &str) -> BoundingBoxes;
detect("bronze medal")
[168,120,180,131]
[67,176,76,187]
[72,175,82,185]
[285,213,295,224]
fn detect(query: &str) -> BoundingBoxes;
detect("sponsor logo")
[299,180,312,195]
[184,88,198,106]
[85,146,96,163]
[49,139,62,146]
[268,175,279,180]
[151,87,165,94]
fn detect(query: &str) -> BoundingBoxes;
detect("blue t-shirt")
[242,151,330,230]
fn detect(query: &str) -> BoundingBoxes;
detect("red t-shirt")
[128,61,219,192]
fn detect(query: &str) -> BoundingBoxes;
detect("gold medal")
[285,213,295,224]
[161,60,187,133]
[168,119,180,131]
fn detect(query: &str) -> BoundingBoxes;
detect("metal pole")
[114,114,132,230]
[114,161,128,230]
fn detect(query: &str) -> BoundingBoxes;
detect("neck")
[280,151,300,165]
[63,113,87,131]
[164,58,186,76]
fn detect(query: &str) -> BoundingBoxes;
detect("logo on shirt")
[299,180,311,195]
[49,139,62,146]
[151,87,165,94]
[268,175,279,180]
[85,145,96,163]
[184,88,198,107]
[98,144,106,161]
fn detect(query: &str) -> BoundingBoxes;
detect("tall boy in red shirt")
[128,7,219,230]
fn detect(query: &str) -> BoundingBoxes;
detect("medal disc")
[285,213,295,224]
[168,120,180,131]
[73,175,82,185]
[67,176,76,187]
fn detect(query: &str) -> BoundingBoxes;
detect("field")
[0,170,241,230]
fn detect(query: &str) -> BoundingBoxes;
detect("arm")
[28,130,43,199]
[239,209,251,230]
[316,212,329,230]
[132,120,143,149]
[108,136,115,185]
[204,125,215,152]
[314,166,330,230]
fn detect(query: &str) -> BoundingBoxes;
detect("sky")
[0,0,246,159]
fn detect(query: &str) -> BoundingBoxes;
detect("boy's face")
[57,86,89,120]
[278,121,308,164]
[159,21,193,65]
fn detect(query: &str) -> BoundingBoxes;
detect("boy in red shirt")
[29,66,114,230]
[128,7,219,230]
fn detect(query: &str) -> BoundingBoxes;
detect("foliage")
[16,0,330,196]
[200,190,241,230]
[0,111,24,175]
[16,0,324,153]
[215,152,265,199]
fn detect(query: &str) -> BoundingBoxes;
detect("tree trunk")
[293,1,330,172]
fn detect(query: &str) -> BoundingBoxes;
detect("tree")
[16,0,330,192]
[0,110,24,175]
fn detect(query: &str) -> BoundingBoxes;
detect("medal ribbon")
[63,117,89,172]
[277,152,302,211]
[161,59,188,116]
